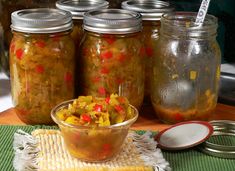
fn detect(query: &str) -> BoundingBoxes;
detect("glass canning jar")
[122,0,173,102]
[79,9,144,109]
[151,12,221,123]
[0,0,57,77]
[10,9,75,124]
[56,0,109,47]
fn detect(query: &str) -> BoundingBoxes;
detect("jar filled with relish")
[10,9,75,124]
[151,12,221,123]
[122,0,174,102]
[79,9,144,109]
[56,0,109,47]
[0,0,57,77]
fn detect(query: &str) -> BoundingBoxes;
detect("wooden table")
[1,103,235,131]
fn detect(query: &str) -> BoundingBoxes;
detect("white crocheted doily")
[13,129,170,171]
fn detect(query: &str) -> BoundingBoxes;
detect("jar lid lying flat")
[122,0,174,21]
[198,120,235,159]
[83,9,142,34]
[11,8,72,33]
[56,0,109,19]
[155,121,213,150]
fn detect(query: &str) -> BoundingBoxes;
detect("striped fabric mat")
[0,125,235,171]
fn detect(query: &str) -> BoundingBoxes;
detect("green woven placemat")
[0,125,57,170]
[0,125,234,171]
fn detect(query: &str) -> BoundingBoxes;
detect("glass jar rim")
[161,12,218,30]
[83,9,142,34]
[122,0,174,21]
[160,12,218,37]
[51,99,139,130]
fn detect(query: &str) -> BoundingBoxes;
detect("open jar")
[151,12,221,123]
[10,9,75,124]
[122,0,174,102]
[78,9,144,109]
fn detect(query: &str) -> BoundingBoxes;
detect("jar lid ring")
[198,120,235,159]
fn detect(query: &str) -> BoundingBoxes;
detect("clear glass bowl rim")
[51,99,139,129]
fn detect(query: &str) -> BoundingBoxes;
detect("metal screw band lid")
[56,0,109,19]
[198,120,235,159]
[11,8,73,33]
[83,9,142,34]
[122,0,174,21]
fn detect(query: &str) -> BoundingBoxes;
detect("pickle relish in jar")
[10,9,75,124]
[122,0,174,101]
[78,9,144,109]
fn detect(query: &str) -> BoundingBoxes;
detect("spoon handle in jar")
[195,0,211,25]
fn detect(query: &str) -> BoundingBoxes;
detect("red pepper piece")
[102,143,111,151]
[100,51,113,59]
[118,97,126,104]
[64,72,73,83]
[105,35,116,44]
[35,40,46,48]
[174,113,184,121]
[52,34,60,42]
[114,105,124,113]
[82,48,89,55]
[100,67,109,74]
[10,43,15,53]
[100,143,112,157]
[116,78,124,84]
[117,53,127,63]
[81,114,91,122]
[93,104,103,112]
[105,97,110,104]
[35,65,44,74]
[145,47,154,57]
[91,76,101,83]
[139,47,145,56]
[16,48,24,60]
[98,87,106,95]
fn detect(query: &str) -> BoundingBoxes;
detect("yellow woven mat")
[13,129,170,171]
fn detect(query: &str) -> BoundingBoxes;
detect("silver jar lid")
[11,8,73,33]
[56,0,109,19]
[83,9,142,34]
[122,0,174,21]
[198,120,235,159]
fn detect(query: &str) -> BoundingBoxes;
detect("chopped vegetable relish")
[10,31,75,124]
[56,94,135,126]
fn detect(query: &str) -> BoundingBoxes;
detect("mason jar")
[56,0,109,47]
[122,0,173,102]
[0,0,57,77]
[10,9,75,124]
[151,12,221,123]
[79,9,144,109]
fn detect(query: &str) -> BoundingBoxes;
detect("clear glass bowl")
[51,99,138,162]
